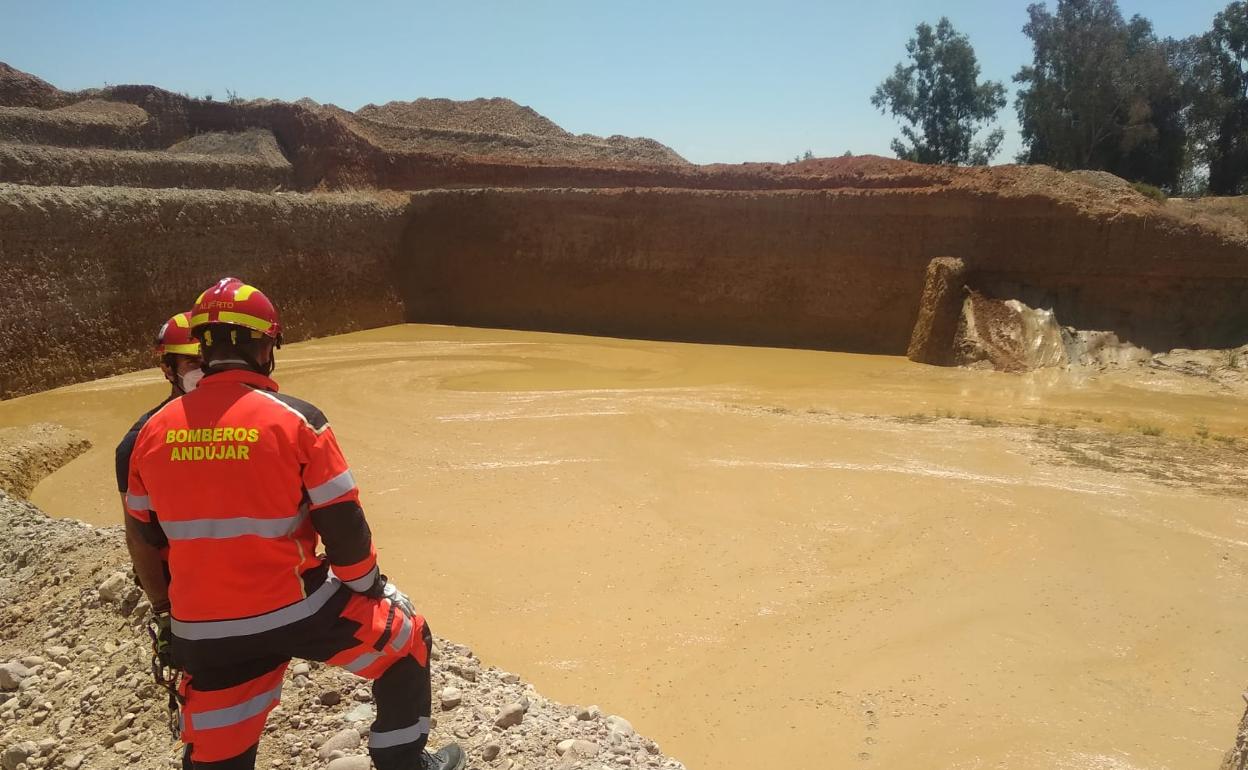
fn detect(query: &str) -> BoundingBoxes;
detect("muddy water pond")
[4,324,1247,770]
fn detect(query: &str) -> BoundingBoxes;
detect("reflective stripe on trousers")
[190,684,283,730]
[370,716,431,749]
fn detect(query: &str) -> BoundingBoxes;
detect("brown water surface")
[4,325,1247,770]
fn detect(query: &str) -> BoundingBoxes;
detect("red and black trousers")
[173,574,431,770]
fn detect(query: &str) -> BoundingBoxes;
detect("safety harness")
[147,615,185,739]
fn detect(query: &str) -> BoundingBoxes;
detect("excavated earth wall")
[402,187,1248,355]
[4,182,1247,398]
[0,184,408,398]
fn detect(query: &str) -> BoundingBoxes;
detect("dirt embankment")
[0,142,292,191]
[0,424,89,500]
[402,184,1248,357]
[0,184,410,398]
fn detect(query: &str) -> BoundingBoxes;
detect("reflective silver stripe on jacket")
[341,564,378,593]
[125,493,150,511]
[161,514,302,541]
[171,576,339,640]
[342,650,381,674]
[369,717,431,749]
[307,469,356,506]
[389,614,413,653]
[190,683,283,730]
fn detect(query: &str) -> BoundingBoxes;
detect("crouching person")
[124,277,464,770]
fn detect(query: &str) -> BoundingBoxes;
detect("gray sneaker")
[420,744,465,770]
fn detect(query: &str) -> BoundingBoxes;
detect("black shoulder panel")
[266,392,330,432]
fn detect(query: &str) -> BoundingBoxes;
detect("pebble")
[449,662,478,682]
[291,662,311,676]
[319,691,342,706]
[556,739,600,757]
[576,705,601,721]
[343,703,374,723]
[481,742,502,761]
[97,572,130,602]
[317,728,361,760]
[495,703,526,729]
[0,662,33,691]
[326,757,370,770]
[440,686,462,710]
[1,741,36,770]
[607,714,637,738]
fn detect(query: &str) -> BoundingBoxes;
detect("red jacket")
[126,369,377,635]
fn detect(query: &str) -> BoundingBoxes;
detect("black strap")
[373,600,398,652]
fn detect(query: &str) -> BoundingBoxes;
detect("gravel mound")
[357,99,571,139]
[0,101,152,150]
[342,99,687,166]
[167,129,290,167]
[48,101,149,128]
[0,494,685,770]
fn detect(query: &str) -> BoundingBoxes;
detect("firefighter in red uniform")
[124,277,464,770]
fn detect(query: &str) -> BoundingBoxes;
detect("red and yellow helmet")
[155,312,201,356]
[189,277,282,340]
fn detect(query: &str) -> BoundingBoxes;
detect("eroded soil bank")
[4,325,1246,770]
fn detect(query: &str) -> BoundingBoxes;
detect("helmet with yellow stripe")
[189,277,283,344]
[155,311,201,356]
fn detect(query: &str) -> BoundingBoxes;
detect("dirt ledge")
[0,424,90,500]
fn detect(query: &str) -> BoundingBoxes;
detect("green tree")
[1187,2,1248,194]
[871,18,1007,165]
[1014,0,1189,189]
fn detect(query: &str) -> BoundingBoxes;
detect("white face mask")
[179,368,204,393]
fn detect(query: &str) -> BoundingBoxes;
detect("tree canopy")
[871,18,1007,165]
[1186,2,1248,194]
[1013,0,1187,190]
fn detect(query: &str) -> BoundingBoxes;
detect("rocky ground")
[0,433,684,770]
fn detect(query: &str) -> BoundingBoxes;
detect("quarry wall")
[402,188,1248,355]
[3,183,1247,399]
[0,184,408,398]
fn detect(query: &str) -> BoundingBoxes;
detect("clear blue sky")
[0,0,1231,164]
